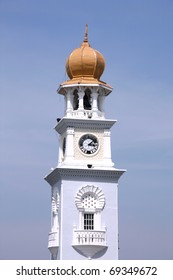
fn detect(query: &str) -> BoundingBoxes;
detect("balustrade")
[73,229,106,246]
[70,110,104,119]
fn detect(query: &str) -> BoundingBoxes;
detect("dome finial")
[84,23,88,42]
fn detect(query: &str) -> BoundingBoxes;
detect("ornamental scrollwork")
[75,185,105,211]
[51,191,59,215]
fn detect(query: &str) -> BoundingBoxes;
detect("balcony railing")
[66,110,105,119]
[72,228,107,258]
[48,231,59,248]
[73,229,107,246]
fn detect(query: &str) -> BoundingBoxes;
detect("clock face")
[79,134,99,155]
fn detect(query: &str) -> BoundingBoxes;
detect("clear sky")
[0,0,173,259]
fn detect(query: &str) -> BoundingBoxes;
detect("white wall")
[56,175,119,260]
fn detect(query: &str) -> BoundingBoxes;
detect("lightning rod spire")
[84,23,88,42]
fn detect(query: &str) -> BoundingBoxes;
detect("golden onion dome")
[63,25,109,86]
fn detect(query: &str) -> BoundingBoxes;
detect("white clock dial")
[79,134,99,155]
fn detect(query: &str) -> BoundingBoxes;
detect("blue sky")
[0,0,173,259]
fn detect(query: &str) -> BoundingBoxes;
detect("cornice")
[55,118,117,134]
[58,83,112,96]
[44,167,126,187]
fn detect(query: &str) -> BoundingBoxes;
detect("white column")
[65,127,74,162]
[94,212,101,230]
[48,187,59,260]
[91,91,98,118]
[58,136,63,165]
[103,129,114,166]
[98,94,105,118]
[78,87,85,116]
[79,212,83,230]
[51,188,59,232]
[66,90,73,117]
[64,95,66,115]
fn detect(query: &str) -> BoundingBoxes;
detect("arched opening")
[84,88,92,110]
[73,90,79,110]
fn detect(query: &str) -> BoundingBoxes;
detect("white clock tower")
[45,26,126,260]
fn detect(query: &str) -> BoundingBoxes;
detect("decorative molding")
[44,167,126,186]
[75,185,105,211]
[58,83,112,97]
[72,229,107,259]
[104,129,111,137]
[48,231,59,258]
[54,118,116,134]
[66,127,74,135]
[51,191,59,215]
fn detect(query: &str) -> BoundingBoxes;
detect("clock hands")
[88,140,96,147]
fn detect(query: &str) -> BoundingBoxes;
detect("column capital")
[66,127,74,135]
[78,86,86,93]
[104,129,111,137]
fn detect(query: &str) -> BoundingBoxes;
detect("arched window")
[73,90,79,110]
[82,192,97,209]
[84,89,91,110]
[75,185,105,231]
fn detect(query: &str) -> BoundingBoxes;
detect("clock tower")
[45,26,126,260]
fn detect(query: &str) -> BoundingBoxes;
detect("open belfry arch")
[45,25,126,260]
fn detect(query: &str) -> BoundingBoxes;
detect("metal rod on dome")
[84,23,88,42]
